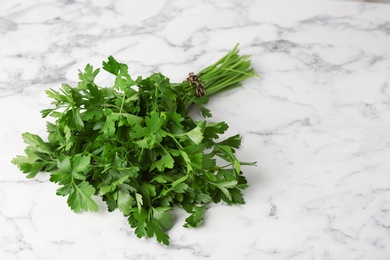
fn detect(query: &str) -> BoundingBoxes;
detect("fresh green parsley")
[12,44,257,245]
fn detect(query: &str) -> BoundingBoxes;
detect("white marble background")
[1,0,390,259]
[328,0,390,3]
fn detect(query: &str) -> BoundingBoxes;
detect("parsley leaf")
[184,205,207,228]
[68,181,98,213]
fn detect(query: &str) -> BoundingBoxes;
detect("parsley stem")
[119,93,125,114]
[173,44,258,108]
[160,130,184,150]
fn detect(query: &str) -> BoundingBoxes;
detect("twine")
[185,73,205,97]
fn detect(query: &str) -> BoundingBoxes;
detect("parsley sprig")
[12,45,257,245]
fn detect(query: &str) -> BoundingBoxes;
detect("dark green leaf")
[152,207,174,230]
[184,205,206,228]
[152,220,170,246]
[102,56,120,76]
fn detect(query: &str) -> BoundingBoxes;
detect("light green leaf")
[73,108,84,131]
[218,180,238,188]
[56,183,72,196]
[21,132,52,154]
[145,111,165,134]
[171,175,188,187]
[184,121,205,144]
[101,109,118,137]
[131,125,148,139]
[124,114,143,125]
[64,125,73,151]
[179,151,193,173]
[15,161,46,179]
[234,159,241,174]
[150,153,175,172]
[11,147,40,166]
[100,175,130,194]
[173,183,188,193]
[117,189,134,215]
[57,155,72,173]
[72,154,91,173]
[217,186,231,200]
[135,193,143,213]
[71,171,87,181]
[67,181,98,213]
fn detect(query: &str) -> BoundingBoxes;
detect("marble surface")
[1,0,390,259]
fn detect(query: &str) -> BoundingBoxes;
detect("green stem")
[119,93,126,114]
[173,44,258,109]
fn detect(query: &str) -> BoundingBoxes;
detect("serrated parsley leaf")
[78,64,100,89]
[117,189,134,215]
[152,220,170,246]
[150,153,174,172]
[21,132,52,154]
[145,111,165,134]
[72,154,91,173]
[101,109,119,137]
[184,121,205,145]
[68,181,98,213]
[218,134,242,149]
[72,108,84,131]
[152,207,174,230]
[102,56,121,76]
[13,161,46,179]
[184,205,206,228]
[57,155,72,173]
[172,183,188,193]
[100,175,129,194]
[135,193,143,213]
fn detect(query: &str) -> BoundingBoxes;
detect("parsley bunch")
[12,45,257,245]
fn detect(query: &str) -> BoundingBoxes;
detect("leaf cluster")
[12,56,253,245]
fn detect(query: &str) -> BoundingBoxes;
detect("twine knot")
[185,72,205,97]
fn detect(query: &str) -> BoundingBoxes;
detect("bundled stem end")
[178,44,258,108]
